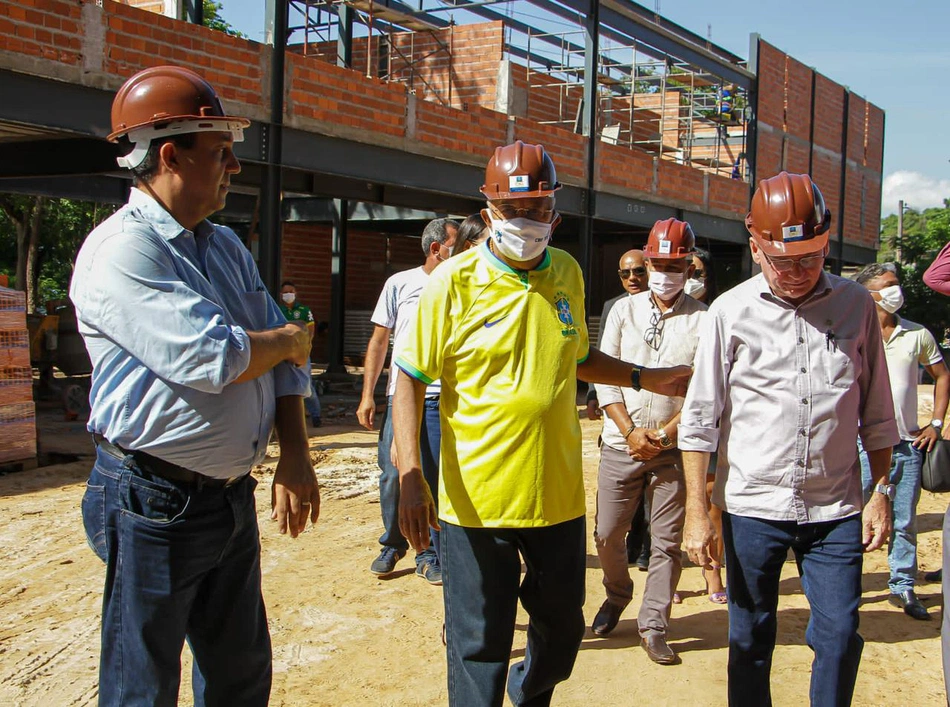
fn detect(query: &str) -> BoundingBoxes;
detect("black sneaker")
[925,568,943,583]
[370,547,406,576]
[416,559,443,586]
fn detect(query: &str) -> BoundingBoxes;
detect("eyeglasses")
[644,307,665,351]
[763,251,825,273]
[618,267,647,280]
[489,203,557,223]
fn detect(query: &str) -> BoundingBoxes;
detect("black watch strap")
[630,365,642,392]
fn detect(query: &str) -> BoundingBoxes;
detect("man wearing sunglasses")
[679,171,898,706]
[586,250,649,421]
[590,219,707,666]
[390,141,691,707]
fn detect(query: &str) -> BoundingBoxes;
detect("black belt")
[93,434,244,489]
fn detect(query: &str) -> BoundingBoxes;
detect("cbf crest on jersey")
[554,291,578,337]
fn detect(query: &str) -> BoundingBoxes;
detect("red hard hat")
[480,141,560,200]
[746,172,831,256]
[644,218,696,259]
[108,66,249,142]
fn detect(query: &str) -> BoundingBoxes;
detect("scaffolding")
[287,0,457,107]
[521,28,749,181]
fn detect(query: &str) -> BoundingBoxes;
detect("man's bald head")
[618,249,647,295]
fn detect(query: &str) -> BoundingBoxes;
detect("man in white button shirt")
[679,172,898,706]
[855,262,949,621]
[590,219,706,666]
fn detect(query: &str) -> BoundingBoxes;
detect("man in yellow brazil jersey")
[391,141,691,707]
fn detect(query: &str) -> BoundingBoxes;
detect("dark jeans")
[723,512,863,707]
[441,517,586,707]
[377,396,441,564]
[82,446,271,706]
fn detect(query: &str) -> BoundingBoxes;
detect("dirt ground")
[0,391,947,706]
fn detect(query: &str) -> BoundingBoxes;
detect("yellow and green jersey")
[395,243,589,528]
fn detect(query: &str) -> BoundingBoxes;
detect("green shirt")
[279,301,314,324]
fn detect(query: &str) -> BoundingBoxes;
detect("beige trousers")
[594,444,685,638]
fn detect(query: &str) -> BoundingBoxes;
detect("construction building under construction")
[0,0,885,367]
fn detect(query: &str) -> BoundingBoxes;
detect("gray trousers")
[594,444,685,637]
[943,501,950,705]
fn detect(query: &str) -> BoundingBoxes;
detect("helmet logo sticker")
[782,224,805,242]
[658,239,672,254]
[509,175,530,192]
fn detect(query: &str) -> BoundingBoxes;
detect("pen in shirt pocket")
[825,329,836,352]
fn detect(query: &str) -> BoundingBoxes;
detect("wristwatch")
[931,419,944,431]
[630,365,642,392]
[873,483,896,502]
[656,428,675,449]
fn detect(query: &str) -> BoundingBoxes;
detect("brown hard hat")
[746,172,831,256]
[108,65,249,142]
[480,141,560,200]
[645,218,696,259]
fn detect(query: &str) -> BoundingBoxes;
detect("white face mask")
[488,214,552,262]
[874,284,904,314]
[281,293,295,305]
[684,277,706,299]
[648,270,687,300]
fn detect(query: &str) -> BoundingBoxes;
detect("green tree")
[878,199,950,344]
[0,197,116,311]
[203,0,246,39]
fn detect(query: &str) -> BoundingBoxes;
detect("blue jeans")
[82,446,271,707]
[441,517,586,707]
[377,396,441,565]
[723,512,863,707]
[859,440,922,593]
[304,363,321,419]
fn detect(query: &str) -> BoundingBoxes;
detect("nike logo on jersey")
[484,315,509,328]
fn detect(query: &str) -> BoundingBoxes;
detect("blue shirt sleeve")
[72,227,251,393]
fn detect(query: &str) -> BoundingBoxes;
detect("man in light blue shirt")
[70,66,320,706]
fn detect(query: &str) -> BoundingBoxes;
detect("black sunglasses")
[619,267,647,279]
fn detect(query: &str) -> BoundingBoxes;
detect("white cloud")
[882,171,950,216]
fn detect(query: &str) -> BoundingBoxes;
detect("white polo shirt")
[883,317,944,441]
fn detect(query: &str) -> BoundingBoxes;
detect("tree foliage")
[878,199,950,344]
[203,0,246,39]
[0,196,116,311]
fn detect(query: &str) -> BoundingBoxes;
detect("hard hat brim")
[750,229,829,257]
[107,114,250,143]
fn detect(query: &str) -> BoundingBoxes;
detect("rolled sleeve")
[678,306,727,453]
[73,231,247,393]
[594,306,624,407]
[274,360,312,398]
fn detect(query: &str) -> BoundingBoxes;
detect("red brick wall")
[754,39,884,253]
[0,0,82,65]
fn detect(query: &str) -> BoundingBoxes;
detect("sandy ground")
[0,394,947,706]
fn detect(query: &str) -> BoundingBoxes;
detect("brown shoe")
[641,634,676,664]
[591,600,624,637]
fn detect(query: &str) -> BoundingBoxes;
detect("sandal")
[707,590,728,604]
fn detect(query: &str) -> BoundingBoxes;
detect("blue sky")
[220,0,949,216]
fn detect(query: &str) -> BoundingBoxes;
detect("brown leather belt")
[93,434,244,489]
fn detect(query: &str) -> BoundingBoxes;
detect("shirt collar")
[128,188,214,242]
[479,239,551,274]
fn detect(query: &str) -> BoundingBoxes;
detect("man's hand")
[398,470,439,553]
[586,399,603,421]
[639,365,692,397]
[912,425,941,452]
[625,428,662,461]
[684,509,719,569]
[356,398,377,430]
[862,492,892,553]
[282,322,312,367]
[271,453,321,538]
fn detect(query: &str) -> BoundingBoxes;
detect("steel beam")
[0,138,120,178]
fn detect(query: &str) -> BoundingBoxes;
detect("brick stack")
[0,287,36,466]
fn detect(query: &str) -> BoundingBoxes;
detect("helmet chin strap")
[116,119,247,169]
